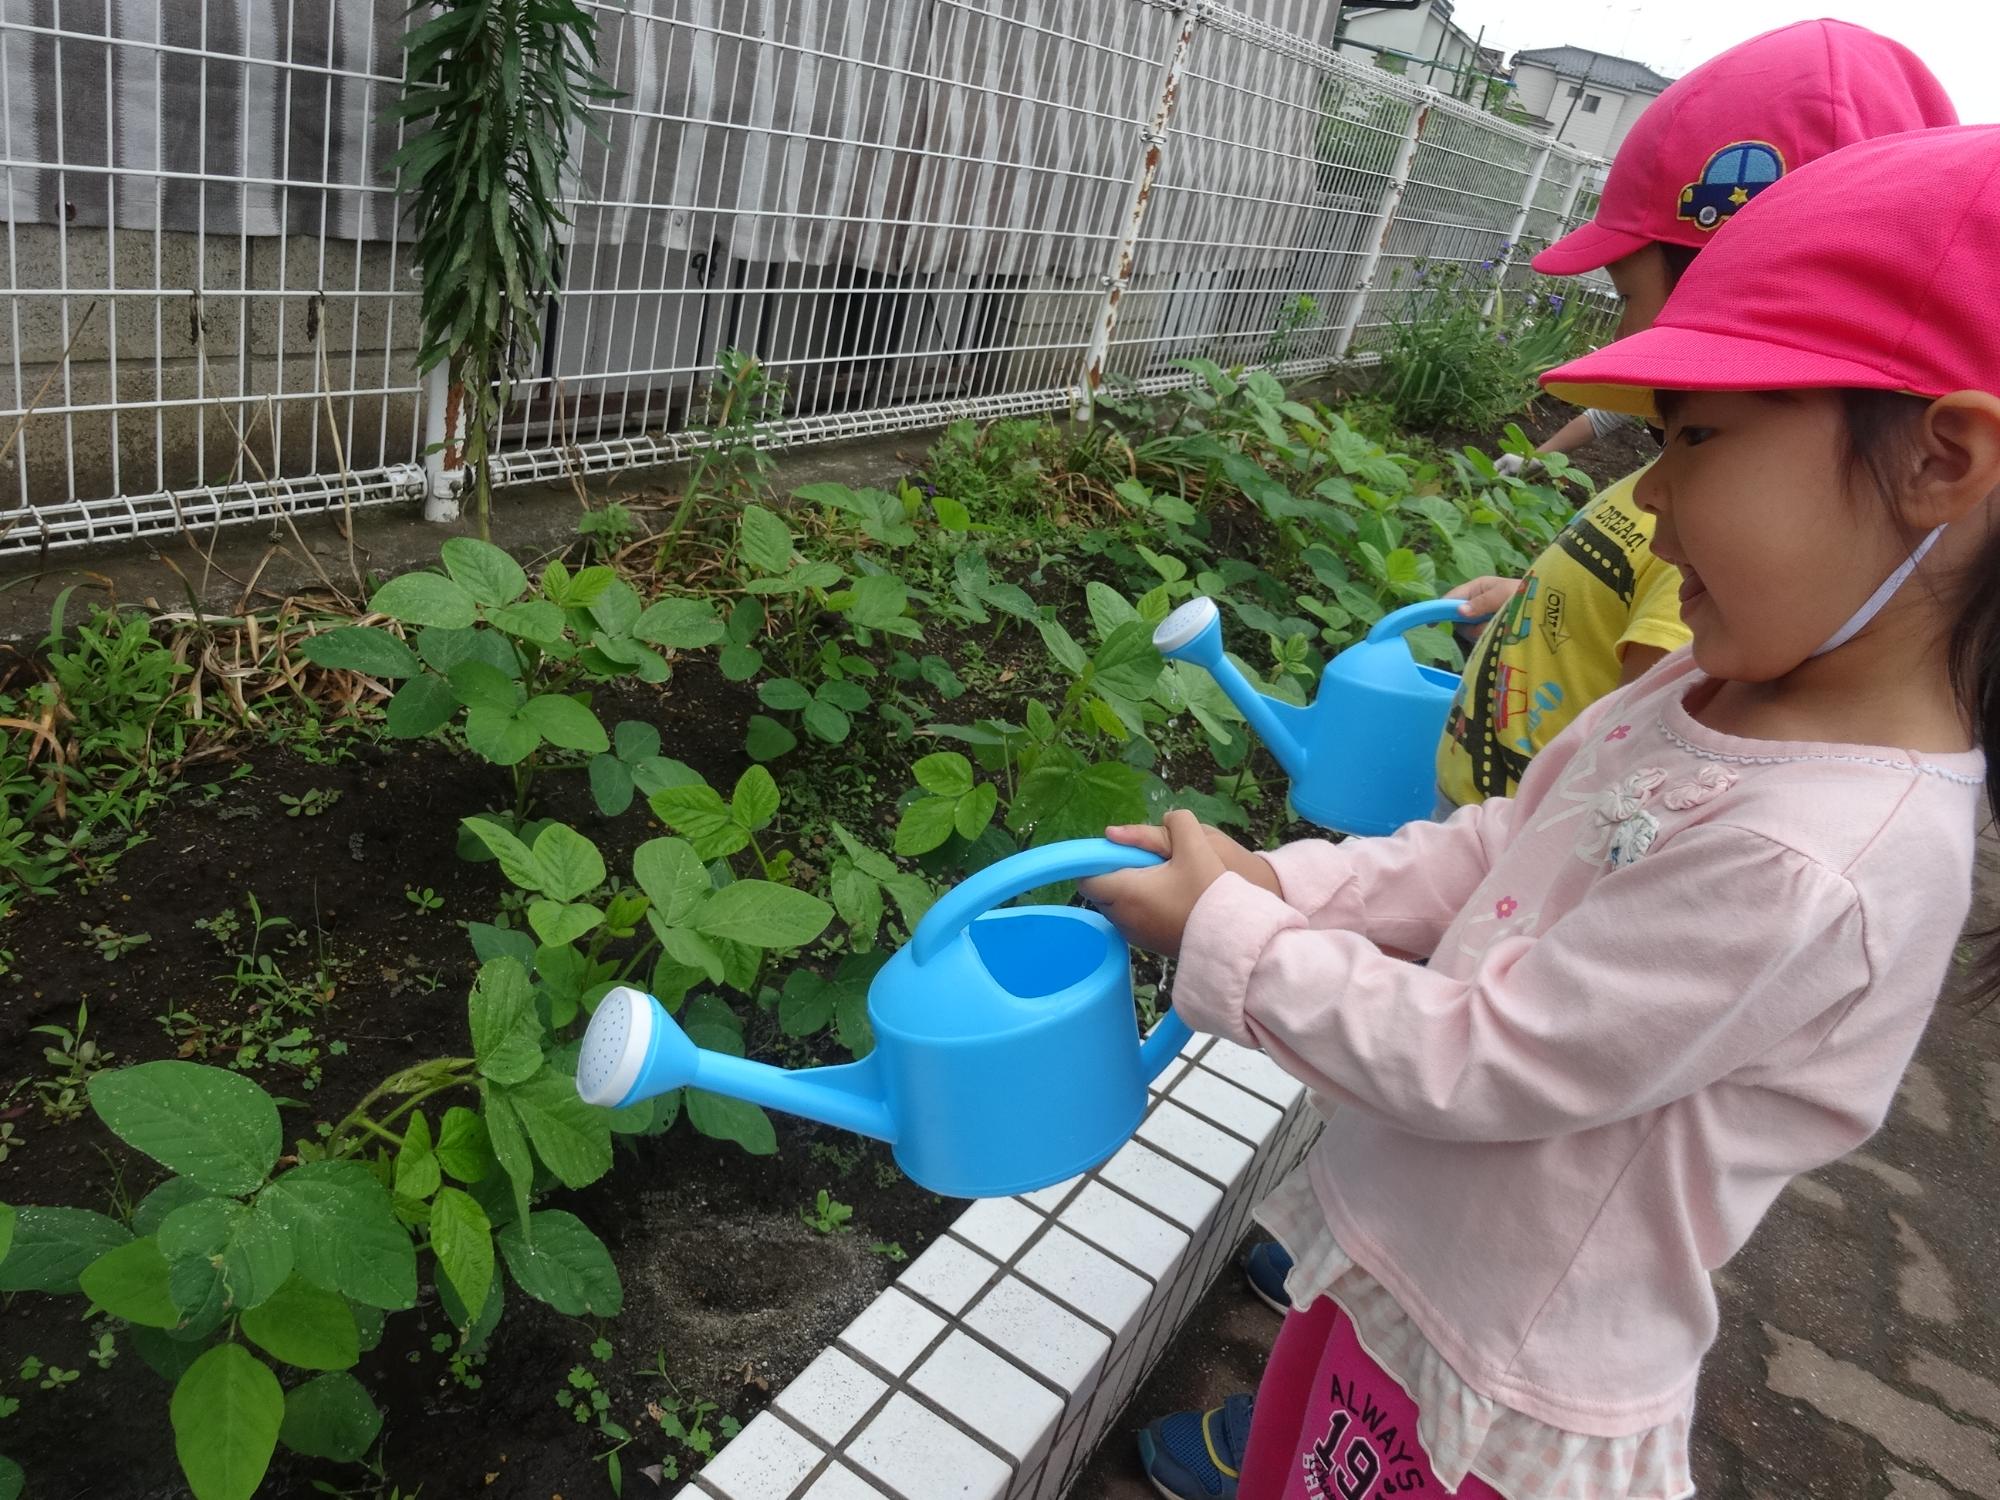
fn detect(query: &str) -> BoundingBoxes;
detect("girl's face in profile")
[1635,390,1915,682]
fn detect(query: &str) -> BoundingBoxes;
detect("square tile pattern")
[676,1037,1322,1500]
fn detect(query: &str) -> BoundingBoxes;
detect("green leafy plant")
[279,789,341,819]
[388,0,617,536]
[893,753,998,856]
[404,886,443,914]
[301,541,722,817]
[79,921,150,960]
[1367,259,1594,432]
[799,1190,853,1235]
[0,952,628,1500]
[32,1002,113,1120]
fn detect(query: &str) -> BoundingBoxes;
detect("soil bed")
[0,656,961,1499]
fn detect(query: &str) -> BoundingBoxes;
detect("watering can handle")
[1364,597,1484,645]
[912,838,1164,966]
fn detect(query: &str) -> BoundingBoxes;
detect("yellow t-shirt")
[1436,470,1690,806]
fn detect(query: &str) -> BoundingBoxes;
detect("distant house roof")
[1510,45,1675,95]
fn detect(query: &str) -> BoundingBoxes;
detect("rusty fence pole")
[1482,137,1553,316]
[421,361,468,523]
[1073,0,1209,421]
[1331,96,1430,359]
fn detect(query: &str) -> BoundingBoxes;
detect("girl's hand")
[1080,810,1230,957]
[1103,818,1285,899]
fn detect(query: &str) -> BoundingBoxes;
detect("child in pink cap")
[1093,119,2000,1500]
[1435,19,1956,814]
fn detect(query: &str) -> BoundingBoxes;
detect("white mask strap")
[1810,525,1946,658]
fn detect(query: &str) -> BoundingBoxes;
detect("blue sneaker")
[1242,1240,1293,1314]
[1136,1393,1254,1499]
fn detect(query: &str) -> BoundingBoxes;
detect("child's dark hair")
[1842,388,2000,1003]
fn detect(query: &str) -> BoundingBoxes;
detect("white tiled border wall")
[674,1030,1320,1500]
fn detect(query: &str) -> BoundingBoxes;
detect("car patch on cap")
[1677,141,1786,230]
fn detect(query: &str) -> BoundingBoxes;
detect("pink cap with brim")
[1532,19,1956,278]
[1543,125,2000,418]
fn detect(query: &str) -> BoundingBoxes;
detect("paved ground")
[1078,832,2000,1498]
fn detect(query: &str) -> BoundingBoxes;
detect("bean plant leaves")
[0,1456,21,1500]
[279,1372,383,1464]
[894,795,959,856]
[497,1210,622,1317]
[482,1091,535,1236]
[633,597,725,649]
[689,882,832,949]
[0,1203,11,1267]
[240,1277,360,1372]
[520,694,608,753]
[913,751,973,798]
[631,838,710,927]
[686,1091,779,1156]
[744,714,797,761]
[78,1236,181,1328]
[89,1062,280,1197]
[501,1068,613,1188]
[159,1199,293,1313]
[429,1186,494,1319]
[531,822,605,902]
[732,765,779,830]
[394,1111,441,1203]
[439,536,528,606]
[385,674,458,738]
[300,627,419,679]
[527,900,602,948]
[256,1162,416,1311]
[435,1107,494,1184]
[0,1208,107,1297]
[469,958,545,1086]
[649,785,748,861]
[370,572,477,629]
[171,1344,283,1500]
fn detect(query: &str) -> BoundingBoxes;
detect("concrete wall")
[2,224,425,508]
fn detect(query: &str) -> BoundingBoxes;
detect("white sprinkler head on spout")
[576,986,656,1108]
[1152,596,1218,657]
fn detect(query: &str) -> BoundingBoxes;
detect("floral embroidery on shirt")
[1608,808,1661,868]
[1576,768,1667,860]
[1663,764,1739,810]
[1495,896,1519,919]
[1605,724,1632,742]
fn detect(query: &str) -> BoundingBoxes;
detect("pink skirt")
[1241,1296,1507,1499]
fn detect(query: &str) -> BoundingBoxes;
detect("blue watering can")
[1154,596,1469,836]
[575,839,1192,1198]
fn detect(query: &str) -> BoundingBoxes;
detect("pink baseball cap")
[1533,20,1956,277]
[1542,125,2000,417]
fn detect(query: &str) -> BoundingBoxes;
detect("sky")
[1445,0,2000,123]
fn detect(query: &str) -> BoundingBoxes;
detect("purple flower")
[1480,259,1495,271]
[1548,293,1565,312]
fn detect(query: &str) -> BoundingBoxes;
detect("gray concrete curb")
[673,1027,1319,1500]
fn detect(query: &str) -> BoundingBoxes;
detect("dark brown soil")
[0,655,961,1500]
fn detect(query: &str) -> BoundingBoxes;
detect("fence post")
[1481,138,1553,316]
[1331,96,1429,359]
[1073,0,1207,421]
[421,361,466,523]
[1549,149,1590,238]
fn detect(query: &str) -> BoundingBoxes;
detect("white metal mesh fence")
[0,0,1606,557]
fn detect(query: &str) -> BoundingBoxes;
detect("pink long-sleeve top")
[1175,650,1982,1437]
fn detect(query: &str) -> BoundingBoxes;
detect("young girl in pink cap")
[1087,120,2000,1500]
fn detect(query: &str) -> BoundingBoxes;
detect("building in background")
[1333,1,1486,96]
[1508,45,1675,155]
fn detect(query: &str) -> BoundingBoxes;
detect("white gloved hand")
[1493,452,1531,477]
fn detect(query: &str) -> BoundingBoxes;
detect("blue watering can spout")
[576,988,897,1141]
[1151,597,1314,776]
[1155,595,1475,837]
[575,839,1192,1198]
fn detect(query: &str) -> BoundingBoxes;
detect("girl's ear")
[1911,393,2000,527]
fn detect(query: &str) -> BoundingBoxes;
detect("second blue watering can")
[575,839,1191,1198]
[1155,595,1468,836]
